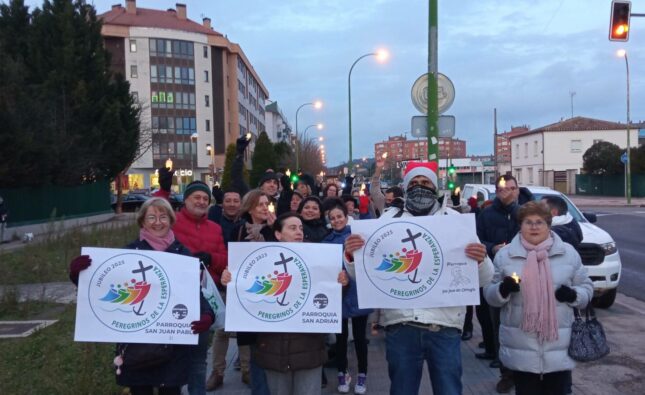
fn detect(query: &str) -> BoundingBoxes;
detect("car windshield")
[531,192,585,223]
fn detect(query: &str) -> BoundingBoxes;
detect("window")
[129,39,137,52]
[515,144,519,159]
[130,65,138,78]
[514,168,522,183]
[524,142,528,158]
[203,45,208,58]
[570,140,582,153]
[205,120,210,131]
[528,167,534,184]
[131,91,139,102]
[533,141,538,157]
[150,65,157,82]
[205,95,210,107]
[204,70,209,82]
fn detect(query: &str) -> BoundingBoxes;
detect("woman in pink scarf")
[484,201,593,395]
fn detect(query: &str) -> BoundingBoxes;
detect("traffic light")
[290,173,300,183]
[448,164,456,175]
[447,180,456,190]
[609,0,631,41]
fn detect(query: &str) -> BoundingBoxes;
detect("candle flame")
[246,132,252,141]
[499,178,506,188]
[285,169,291,177]
[268,202,275,213]
[381,152,388,159]
[454,186,461,194]
[511,272,520,283]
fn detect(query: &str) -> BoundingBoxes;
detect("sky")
[24,0,645,166]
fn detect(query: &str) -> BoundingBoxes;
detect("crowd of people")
[68,135,593,395]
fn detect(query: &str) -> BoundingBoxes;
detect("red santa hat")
[402,161,439,190]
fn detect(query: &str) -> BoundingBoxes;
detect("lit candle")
[285,169,291,177]
[499,178,506,188]
[246,132,252,141]
[381,152,388,159]
[454,186,461,195]
[268,202,275,213]
[511,272,520,283]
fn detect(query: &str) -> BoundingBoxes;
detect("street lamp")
[206,144,215,188]
[348,48,389,165]
[303,123,324,143]
[190,133,198,177]
[617,49,632,204]
[295,100,323,170]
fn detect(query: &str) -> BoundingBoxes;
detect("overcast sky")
[25,0,645,166]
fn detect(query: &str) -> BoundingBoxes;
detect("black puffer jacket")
[116,239,213,388]
[302,218,329,243]
[552,219,583,248]
[476,198,520,259]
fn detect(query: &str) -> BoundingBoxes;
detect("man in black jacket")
[475,175,521,393]
[542,195,583,248]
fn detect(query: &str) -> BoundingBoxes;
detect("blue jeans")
[385,323,462,395]
[250,347,270,395]
[187,331,208,395]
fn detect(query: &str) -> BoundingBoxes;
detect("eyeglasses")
[145,215,170,224]
[522,220,547,228]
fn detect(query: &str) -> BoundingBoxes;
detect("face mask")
[405,185,438,216]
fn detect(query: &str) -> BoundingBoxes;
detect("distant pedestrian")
[0,195,7,243]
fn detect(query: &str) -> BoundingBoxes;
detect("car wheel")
[592,288,617,309]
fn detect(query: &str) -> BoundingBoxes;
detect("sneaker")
[354,373,367,394]
[337,371,351,393]
[205,371,223,391]
[495,375,514,393]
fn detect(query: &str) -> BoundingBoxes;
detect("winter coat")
[484,232,593,374]
[302,218,329,243]
[323,226,373,318]
[476,198,521,259]
[208,206,240,246]
[116,238,214,388]
[345,197,494,330]
[551,214,583,249]
[253,332,327,373]
[173,208,227,284]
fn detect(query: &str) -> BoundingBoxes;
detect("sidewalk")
[569,195,645,207]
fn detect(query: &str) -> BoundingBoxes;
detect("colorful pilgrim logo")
[88,253,170,332]
[237,246,309,322]
[361,222,443,299]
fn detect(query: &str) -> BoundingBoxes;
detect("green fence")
[576,174,645,197]
[0,181,112,227]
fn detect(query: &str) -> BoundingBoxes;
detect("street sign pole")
[427,0,439,162]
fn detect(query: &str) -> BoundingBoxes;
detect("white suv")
[461,184,621,308]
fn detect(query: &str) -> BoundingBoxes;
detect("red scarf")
[139,228,175,251]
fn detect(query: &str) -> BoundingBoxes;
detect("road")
[578,206,645,303]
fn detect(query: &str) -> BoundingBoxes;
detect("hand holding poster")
[225,242,342,333]
[74,247,200,345]
[350,214,481,309]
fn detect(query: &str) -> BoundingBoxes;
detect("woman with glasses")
[484,201,593,395]
[69,197,214,395]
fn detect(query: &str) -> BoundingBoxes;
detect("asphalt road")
[579,206,645,303]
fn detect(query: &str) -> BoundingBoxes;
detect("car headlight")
[600,242,617,256]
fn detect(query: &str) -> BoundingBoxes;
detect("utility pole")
[427,0,439,162]
[493,108,498,179]
[569,91,576,118]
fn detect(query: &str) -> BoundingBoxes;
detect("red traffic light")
[609,0,631,41]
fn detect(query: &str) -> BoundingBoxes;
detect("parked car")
[461,183,622,308]
[111,194,150,212]
[169,193,184,211]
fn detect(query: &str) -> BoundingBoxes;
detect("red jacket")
[173,208,228,284]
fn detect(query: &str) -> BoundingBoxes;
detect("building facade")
[373,135,467,164]
[100,1,268,191]
[510,117,638,193]
[495,126,529,176]
[438,137,467,158]
[264,101,292,143]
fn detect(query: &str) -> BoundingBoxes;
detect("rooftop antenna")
[569,91,576,118]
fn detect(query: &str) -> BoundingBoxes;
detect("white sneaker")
[354,373,367,394]
[337,371,351,393]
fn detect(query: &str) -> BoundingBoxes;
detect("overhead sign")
[411,73,456,115]
[411,115,455,138]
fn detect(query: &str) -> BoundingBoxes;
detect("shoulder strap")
[393,208,405,218]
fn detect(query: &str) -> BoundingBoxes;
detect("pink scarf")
[520,235,558,343]
[140,228,175,251]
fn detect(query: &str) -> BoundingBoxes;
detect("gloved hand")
[451,191,461,207]
[236,135,251,155]
[194,252,211,269]
[158,167,173,192]
[191,313,214,334]
[245,223,266,241]
[69,255,92,286]
[555,285,577,303]
[499,276,520,298]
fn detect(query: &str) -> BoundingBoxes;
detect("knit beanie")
[184,181,211,202]
[402,161,439,191]
[258,171,279,187]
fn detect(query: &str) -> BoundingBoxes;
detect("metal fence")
[575,174,645,197]
[0,181,112,227]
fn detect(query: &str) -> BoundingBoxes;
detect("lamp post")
[303,123,324,145]
[348,49,389,166]
[190,133,198,179]
[295,101,323,170]
[206,144,215,188]
[618,49,632,204]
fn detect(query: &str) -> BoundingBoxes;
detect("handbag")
[568,305,610,362]
[115,343,174,372]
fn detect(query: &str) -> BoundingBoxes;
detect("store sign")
[151,92,174,104]
[154,168,193,177]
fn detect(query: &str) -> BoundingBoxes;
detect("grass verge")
[0,221,139,285]
[0,304,121,395]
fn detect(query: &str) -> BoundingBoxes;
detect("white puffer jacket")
[484,232,593,374]
[346,198,494,330]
